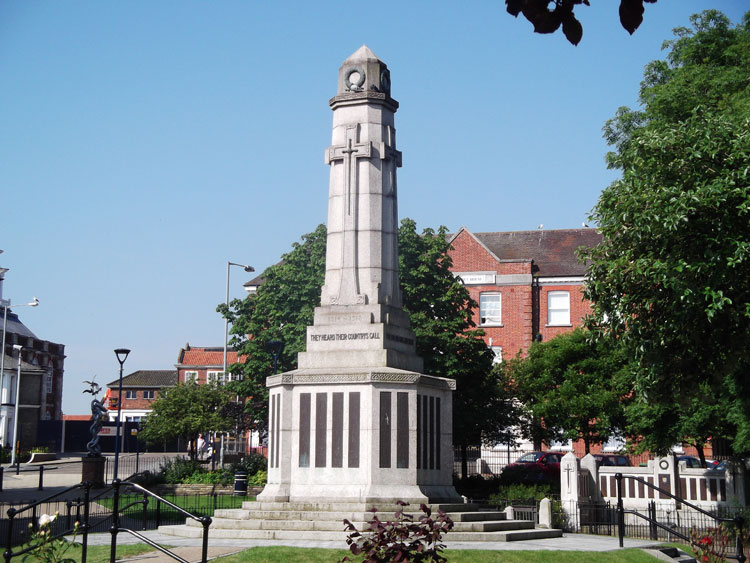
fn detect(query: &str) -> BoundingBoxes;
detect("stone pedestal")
[81,456,106,488]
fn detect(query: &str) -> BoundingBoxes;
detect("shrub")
[249,470,267,486]
[181,470,233,485]
[231,452,268,475]
[341,501,453,563]
[488,483,554,507]
[161,457,203,484]
[453,474,502,501]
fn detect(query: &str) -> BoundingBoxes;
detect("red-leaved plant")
[690,525,730,562]
[340,500,454,563]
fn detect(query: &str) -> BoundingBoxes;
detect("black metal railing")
[615,472,747,562]
[2,480,213,562]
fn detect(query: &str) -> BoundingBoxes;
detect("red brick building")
[448,227,602,362]
[106,370,177,423]
[175,343,241,386]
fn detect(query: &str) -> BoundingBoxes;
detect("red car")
[503,451,564,484]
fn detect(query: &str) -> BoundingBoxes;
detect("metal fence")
[0,489,245,547]
[453,446,528,476]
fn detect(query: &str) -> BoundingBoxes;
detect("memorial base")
[81,456,106,488]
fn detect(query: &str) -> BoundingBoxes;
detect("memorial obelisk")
[258,46,460,504]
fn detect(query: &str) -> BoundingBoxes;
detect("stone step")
[214,507,507,523]
[239,501,477,513]
[185,517,367,532]
[189,515,528,534]
[158,524,562,542]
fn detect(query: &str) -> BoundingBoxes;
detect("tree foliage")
[220,219,510,452]
[582,10,750,454]
[139,382,236,458]
[398,218,511,449]
[505,0,657,46]
[501,329,631,454]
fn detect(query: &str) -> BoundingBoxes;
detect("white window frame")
[549,439,573,451]
[602,434,626,453]
[547,290,571,326]
[490,346,502,364]
[184,371,198,383]
[125,390,137,399]
[479,293,502,326]
[207,370,225,385]
[143,390,155,400]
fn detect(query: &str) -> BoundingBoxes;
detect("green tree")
[217,224,327,430]
[502,329,631,454]
[139,382,236,459]
[399,218,513,476]
[220,219,513,473]
[582,10,750,455]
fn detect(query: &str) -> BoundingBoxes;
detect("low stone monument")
[258,45,460,505]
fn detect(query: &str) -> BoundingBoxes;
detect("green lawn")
[97,493,250,519]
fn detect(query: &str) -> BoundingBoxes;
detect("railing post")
[200,516,212,562]
[4,507,17,563]
[648,500,657,540]
[82,484,91,563]
[156,499,161,528]
[142,494,148,531]
[110,479,121,563]
[38,465,44,490]
[616,473,624,548]
[0,466,3,492]
[736,515,746,563]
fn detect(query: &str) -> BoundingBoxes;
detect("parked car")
[677,456,720,469]
[592,453,631,467]
[501,451,564,485]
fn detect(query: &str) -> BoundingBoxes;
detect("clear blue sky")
[1,1,747,415]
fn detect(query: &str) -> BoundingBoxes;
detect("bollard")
[38,465,44,490]
[0,466,3,492]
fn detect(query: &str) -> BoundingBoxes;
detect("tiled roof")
[471,229,602,277]
[177,347,239,367]
[107,370,177,388]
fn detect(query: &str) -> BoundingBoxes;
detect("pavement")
[1,456,669,561]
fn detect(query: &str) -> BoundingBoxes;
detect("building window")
[45,373,53,394]
[208,371,225,385]
[479,293,501,325]
[547,291,570,326]
[490,346,502,364]
[143,390,155,400]
[125,390,137,399]
[184,371,198,383]
[549,439,573,451]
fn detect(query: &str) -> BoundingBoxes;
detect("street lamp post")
[0,297,39,449]
[9,345,23,467]
[223,261,254,376]
[112,348,131,481]
[222,261,253,466]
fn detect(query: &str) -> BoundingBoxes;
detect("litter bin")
[234,470,248,496]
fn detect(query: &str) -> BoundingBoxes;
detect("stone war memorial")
[161,46,561,542]
[258,44,459,506]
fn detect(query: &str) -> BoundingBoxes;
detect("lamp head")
[12,344,22,352]
[244,265,255,273]
[114,348,131,366]
[28,297,39,307]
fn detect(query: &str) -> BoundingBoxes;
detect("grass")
[97,493,249,520]
[72,543,160,562]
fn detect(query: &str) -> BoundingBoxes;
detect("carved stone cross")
[326,125,372,215]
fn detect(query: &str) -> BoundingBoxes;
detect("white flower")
[38,513,57,527]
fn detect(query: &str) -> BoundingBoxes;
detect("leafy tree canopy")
[501,328,631,454]
[582,10,750,455]
[139,382,236,458]
[220,219,512,454]
[506,0,657,46]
